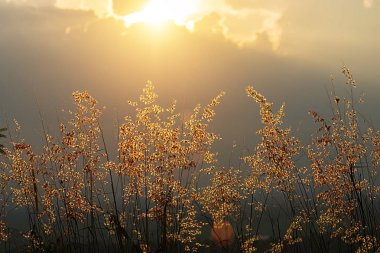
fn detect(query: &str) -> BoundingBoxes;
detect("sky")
[0,0,380,163]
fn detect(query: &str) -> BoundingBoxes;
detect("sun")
[120,0,200,30]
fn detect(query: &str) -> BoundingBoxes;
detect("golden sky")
[51,0,284,49]
[0,0,379,153]
[2,0,379,54]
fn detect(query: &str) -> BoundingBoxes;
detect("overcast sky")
[0,0,379,162]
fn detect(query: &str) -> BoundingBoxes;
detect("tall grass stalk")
[0,67,379,252]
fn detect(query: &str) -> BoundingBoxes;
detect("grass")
[0,67,380,252]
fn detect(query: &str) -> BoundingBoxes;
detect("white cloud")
[219,8,282,49]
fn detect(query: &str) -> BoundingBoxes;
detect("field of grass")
[0,66,380,252]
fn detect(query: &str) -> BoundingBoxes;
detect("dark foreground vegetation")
[1,66,380,252]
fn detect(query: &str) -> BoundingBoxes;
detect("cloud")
[112,0,148,15]
[55,0,113,16]
[218,8,282,49]
[1,0,284,50]
[0,0,55,7]
[363,0,373,8]
[185,2,283,50]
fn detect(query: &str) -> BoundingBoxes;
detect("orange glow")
[211,221,235,246]
[119,0,199,30]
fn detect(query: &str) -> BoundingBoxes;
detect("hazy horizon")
[1,1,380,158]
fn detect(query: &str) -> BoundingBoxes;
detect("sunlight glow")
[120,0,199,30]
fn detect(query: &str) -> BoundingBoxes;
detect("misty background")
[0,1,380,165]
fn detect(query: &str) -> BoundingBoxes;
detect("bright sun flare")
[120,0,200,30]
